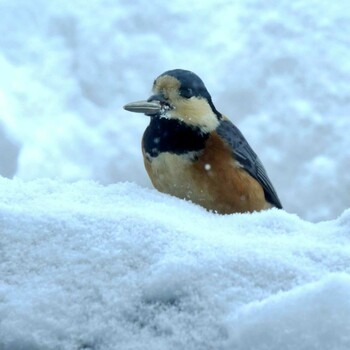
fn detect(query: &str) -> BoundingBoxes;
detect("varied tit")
[124,69,282,214]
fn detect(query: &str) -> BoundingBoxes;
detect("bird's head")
[124,69,222,133]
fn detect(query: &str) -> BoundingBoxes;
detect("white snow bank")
[1,177,350,349]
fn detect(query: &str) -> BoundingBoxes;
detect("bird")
[123,69,282,214]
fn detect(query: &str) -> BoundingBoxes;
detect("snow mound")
[1,178,349,349]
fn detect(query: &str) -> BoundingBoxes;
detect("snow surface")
[0,0,349,221]
[1,177,350,349]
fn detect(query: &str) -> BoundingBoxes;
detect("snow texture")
[1,177,350,349]
[0,0,349,221]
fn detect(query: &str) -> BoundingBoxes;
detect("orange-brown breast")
[143,132,271,214]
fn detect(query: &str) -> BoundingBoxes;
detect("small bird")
[124,69,282,214]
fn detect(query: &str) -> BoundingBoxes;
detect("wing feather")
[216,120,283,209]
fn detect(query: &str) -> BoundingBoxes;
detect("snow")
[1,177,350,349]
[1,1,350,346]
[0,0,349,221]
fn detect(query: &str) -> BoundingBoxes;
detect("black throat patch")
[143,116,209,158]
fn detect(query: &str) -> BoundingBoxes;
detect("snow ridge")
[1,178,350,349]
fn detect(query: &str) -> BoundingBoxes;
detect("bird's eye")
[179,87,193,99]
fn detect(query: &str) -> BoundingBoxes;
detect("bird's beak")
[123,100,161,115]
[124,93,172,116]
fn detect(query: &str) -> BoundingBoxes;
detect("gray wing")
[216,119,283,209]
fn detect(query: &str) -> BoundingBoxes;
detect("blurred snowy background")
[0,0,350,221]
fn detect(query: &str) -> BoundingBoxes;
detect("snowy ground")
[0,0,349,221]
[1,177,350,350]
